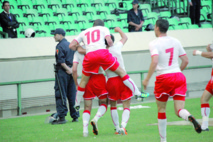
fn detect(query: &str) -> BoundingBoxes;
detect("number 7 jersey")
[149,36,186,75]
[74,26,110,54]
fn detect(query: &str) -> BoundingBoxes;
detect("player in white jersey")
[105,27,141,135]
[72,46,108,137]
[69,19,140,111]
[193,43,213,131]
[142,19,201,142]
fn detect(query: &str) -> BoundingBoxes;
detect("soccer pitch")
[0,98,212,142]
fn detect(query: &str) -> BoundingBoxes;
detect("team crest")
[56,49,59,54]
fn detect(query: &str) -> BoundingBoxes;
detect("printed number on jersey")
[165,47,174,66]
[85,30,100,44]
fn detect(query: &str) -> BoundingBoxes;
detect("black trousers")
[54,69,79,119]
[189,3,201,24]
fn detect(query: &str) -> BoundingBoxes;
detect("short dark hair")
[156,19,169,33]
[3,1,9,7]
[105,34,115,46]
[93,19,104,27]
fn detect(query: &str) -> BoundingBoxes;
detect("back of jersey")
[75,26,110,53]
[149,36,186,75]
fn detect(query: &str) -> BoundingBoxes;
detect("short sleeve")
[149,43,159,57]
[74,32,83,44]
[73,51,79,64]
[178,41,186,57]
[103,27,110,37]
[56,46,65,63]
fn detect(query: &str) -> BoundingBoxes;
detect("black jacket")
[127,8,144,32]
[0,11,19,38]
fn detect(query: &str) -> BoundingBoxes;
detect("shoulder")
[149,38,159,47]
[128,9,133,13]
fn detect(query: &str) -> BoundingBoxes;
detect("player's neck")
[158,33,167,37]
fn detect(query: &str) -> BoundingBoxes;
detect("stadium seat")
[140,4,151,18]
[119,14,127,22]
[146,12,159,24]
[159,11,171,20]
[61,0,76,9]
[187,24,200,29]
[168,18,180,27]
[179,17,191,26]
[201,0,212,13]
[17,17,29,26]
[55,9,68,16]
[201,24,212,28]
[10,9,24,18]
[83,7,96,16]
[24,9,38,18]
[200,9,208,21]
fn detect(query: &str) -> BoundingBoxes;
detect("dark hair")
[93,19,104,27]
[105,34,115,46]
[3,1,9,7]
[156,19,169,33]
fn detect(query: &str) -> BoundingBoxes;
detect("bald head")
[93,19,104,27]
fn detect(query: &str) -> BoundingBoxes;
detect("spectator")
[188,0,201,27]
[0,1,19,38]
[127,0,144,32]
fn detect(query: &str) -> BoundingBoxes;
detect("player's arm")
[142,55,158,90]
[179,55,189,71]
[193,49,213,59]
[72,62,78,87]
[206,44,212,52]
[114,27,128,45]
[77,45,86,55]
[69,40,78,51]
[105,35,113,47]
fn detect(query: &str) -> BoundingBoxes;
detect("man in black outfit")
[188,0,201,27]
[0,1,19,38]
[127,0,144,32]
[52,28,79,124]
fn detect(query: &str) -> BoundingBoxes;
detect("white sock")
[158,112,167,142]
[75,87,85,106]
[93,104,107,122]
[83,110,90,133]
[201,103,210,129]
[111,107,120,132]
[178,109,191,121]
[121,108,130,128]
[122,75,136,94]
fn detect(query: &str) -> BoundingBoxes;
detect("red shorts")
[205,76,213,95]
[154,72,187,102]
[83,74,108,100]
[82,49,119,75]
[107,76,133,101]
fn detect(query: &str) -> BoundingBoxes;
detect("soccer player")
[72,45,108,137]
[142,19,202,142]
[105,27,141,135]
[193,43,213,131]
[69,19,139,109]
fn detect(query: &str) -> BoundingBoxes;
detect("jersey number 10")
[85,30,100,45]
[165,47,174,66]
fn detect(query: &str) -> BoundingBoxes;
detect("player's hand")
[192,50,197,56]
[189,2,193,6]
[206,44,212,52]
[114,27,121,32]
[142,79,149,90]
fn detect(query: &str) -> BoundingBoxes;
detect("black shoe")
[188,115,202,133]
[52,117,67,125]
[72,118,79,122]
[198,23,201,27]
[202,128,209,131]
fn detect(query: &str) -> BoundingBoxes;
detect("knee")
[99,98,107,105]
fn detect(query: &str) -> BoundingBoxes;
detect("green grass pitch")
[0,98,212,142]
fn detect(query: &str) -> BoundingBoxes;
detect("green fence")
[0,65,211,116]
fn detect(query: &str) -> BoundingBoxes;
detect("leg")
[200,90,212,130]
[174,95,201,133]
[110,100,120,134]
[190,5,195,24]
[67,76,79,121]
[114,66,141,95]
[83,99,92,137]
[156,99,167,142]
[75,73,91,109]
[195,2,201,26]
[120,99,131,135]
[53,70,68,124]
[91,98,108,135]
